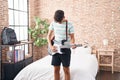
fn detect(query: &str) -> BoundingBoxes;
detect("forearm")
[70,38,75,45]
[47,30,53,47]
[70,34,76,49]
[70,33,75,44]
[47,36,52,47]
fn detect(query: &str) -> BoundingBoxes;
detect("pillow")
[75,46,92,54]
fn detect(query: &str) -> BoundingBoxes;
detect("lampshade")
[103,39,108,46]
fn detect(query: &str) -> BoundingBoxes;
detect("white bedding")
[14,47,98,80]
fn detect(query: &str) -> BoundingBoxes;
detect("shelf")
[99,63,112,66]
[98,53,113,56]
[1,41,33,80]
[21,41,33,44]
[0,41,33,47]
[98,49,114,52]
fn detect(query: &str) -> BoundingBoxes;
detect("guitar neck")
[59,44,82,48]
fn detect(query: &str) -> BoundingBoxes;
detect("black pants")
[51,48,71,67]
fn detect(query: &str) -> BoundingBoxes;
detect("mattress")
[14,47,98,80]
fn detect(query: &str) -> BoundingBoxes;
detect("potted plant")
[28,17,49,47]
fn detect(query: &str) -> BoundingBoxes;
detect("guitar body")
[48,36,55,55]
[48,44,83,56]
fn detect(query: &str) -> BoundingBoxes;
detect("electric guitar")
[48,44,83,56]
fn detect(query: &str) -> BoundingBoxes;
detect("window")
[8,0,29,54]
[8,0,29,41]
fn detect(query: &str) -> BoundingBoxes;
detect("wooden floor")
[96,70,120,80]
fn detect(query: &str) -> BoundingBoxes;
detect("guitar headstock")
[75,44,82,47]
[75,44,88,48]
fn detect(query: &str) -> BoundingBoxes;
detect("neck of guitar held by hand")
[59,44,82,48]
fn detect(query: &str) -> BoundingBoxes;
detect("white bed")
[14,47,98,80]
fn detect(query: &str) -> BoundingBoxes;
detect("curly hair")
[54,10,64,23]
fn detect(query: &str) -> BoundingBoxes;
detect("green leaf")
[28,16,49,47]
[35,17,41,26]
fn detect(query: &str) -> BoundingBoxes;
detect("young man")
[47,10,76,80]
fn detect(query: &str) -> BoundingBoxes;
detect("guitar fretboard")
[59,44,82,48]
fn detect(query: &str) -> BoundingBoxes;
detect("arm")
[69,33,76,49]
[47,30,57,52]
[68,22,76,49]
[69,33,75,44]
[47,30,54,47]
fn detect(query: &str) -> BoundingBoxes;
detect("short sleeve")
[49,22,54,30]
[68,22,74,34]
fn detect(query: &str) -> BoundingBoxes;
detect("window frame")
[8,0,29,41]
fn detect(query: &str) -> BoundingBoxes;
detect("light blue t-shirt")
[49,21,74,44]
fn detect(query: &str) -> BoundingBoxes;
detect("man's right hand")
[51,46,57,52]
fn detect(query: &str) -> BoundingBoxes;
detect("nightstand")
[97,49,114,74]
